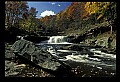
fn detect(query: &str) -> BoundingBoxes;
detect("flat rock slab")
[10,39,71,73]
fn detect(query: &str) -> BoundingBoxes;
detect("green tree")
[5,1,29,28]
[19,7,38,33]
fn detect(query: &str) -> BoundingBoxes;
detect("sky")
[27,1,72,18]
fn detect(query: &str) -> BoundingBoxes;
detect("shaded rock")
[79,39,97,46]
[23,35,49,43]
[62,44,83,51]
[10,39,73,76]
[108,35,116,50]
[95,37,109,48]
[5,43,13,50]
[5,60,24,77]
[5,59,55,77]
[15,64,55,77]
[100,48,116,54]
[67,34,86,43]
[111,39,116,50]
[5,49,16,59]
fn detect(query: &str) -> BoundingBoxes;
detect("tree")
[84,2,112,21]
[19,7,38,33]
[84,2,116,34]
[5,1,29,28]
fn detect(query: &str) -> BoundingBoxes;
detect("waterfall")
[48,36,68,44]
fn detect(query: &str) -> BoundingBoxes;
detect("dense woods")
[5,1,41,43]
[39,2,116,34]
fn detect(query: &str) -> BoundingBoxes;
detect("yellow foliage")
[97,13,104,20]
[85,2,111,20]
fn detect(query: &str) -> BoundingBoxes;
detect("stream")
[36,36,116,77]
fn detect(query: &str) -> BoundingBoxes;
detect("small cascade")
[48,36,70,44]
[36,35,116,75]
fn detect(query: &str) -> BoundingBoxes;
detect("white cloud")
[40,10,56,17]
[58,4,61,7]
[51,2,56,5]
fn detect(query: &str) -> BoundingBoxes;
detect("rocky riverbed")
[5,38,116,77]
[5,60,55,77]
[5,40,75,77]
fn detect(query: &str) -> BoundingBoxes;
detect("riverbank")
[5,40,75,77]
[5,21,116,77]
[5,42,55,77]
[5,37,116,77]
[63,21,116,55]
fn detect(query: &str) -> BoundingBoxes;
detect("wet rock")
[10,39,73,76]
[100,48,116,54]
[67,34,86,43]
[23,35,49,43]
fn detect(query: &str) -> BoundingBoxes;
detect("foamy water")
[48,36,68,43]
[90,49,116,59]
[36,36,116,72]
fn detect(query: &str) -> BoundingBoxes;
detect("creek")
[36,36,116,76]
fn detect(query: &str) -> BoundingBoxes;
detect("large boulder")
[10,39,73,76]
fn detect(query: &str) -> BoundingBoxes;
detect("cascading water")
[47,36,72,44]
[36,36,116,76]
[45,36,73,57]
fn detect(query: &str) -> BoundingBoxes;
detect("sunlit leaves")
[5,1,39,34]
[29,7,38,17]
[97,13,104,20]
[5,1,29,26]
[84,2,111,20]
[39,2,116,34]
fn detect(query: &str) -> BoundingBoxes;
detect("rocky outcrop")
[9,39,73,76]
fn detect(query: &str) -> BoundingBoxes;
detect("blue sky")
[27,1,72,18]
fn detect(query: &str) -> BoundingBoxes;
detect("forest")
[5,2,116,42]
[5,1,117,77]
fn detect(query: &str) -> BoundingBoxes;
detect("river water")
[36,36,116,77]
